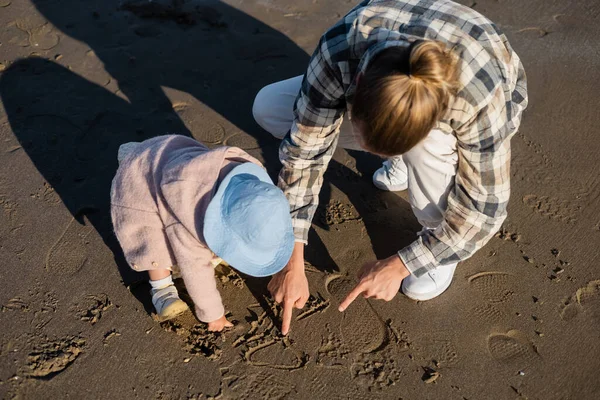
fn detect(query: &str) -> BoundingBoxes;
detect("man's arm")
[398,82,526,277]
[271,36,347,334]
[278,36,346,243]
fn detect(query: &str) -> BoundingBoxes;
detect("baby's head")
[204,162,294,277]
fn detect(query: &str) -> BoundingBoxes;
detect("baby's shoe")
[151,284,189,321]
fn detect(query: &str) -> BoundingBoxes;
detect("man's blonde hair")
[352,40,459,156]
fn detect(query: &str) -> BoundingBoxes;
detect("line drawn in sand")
[161,319,226,361]
[516,27,549,38]
[296,292,330,321]
[46,208,96,275]
[214,263,245,289]
[233,300,309,370]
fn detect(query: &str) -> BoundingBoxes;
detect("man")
[252,0,527,334]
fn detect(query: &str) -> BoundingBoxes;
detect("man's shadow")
[0,0,418,323]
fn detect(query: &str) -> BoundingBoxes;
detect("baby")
[111,135,294,331]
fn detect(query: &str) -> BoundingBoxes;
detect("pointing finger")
[338,281,367,312]
[281,299,294,335]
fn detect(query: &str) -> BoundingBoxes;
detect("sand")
[0,0,599,398]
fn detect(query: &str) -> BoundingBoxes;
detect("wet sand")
[1,0,599,398]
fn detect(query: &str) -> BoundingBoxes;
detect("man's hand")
[207,315,234,332]
[267,242,309,335]
[338,255,410,312]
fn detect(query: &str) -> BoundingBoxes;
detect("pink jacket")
[111,135,261,322]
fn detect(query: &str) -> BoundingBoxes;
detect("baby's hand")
[207,315,233,332]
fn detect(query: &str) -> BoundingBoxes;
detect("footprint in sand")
[172,103,226,145]
[46,213,94,275]
[15,18,60,50]
[522,194,580,224]
[223,132,260,150]
[75,294,112,325]
[420,338,459,366]
[28,24,60,50]
[194,120,226,145]
[326,274,387,354]
[307,369,360,399]
[468,271,515,303]
[220,370,296,400]
[351,351,403,390]
[25,336,86,378]
[316,329,349,367]
[560,280,600,322]
[487,330,540,368]
[470,302,507,325]
[320,201,361,226]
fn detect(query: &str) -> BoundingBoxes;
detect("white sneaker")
[151,284,189,321]
[401,263,457,301]
[372,158,408,192]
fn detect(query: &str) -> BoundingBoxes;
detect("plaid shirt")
[278,0,528,277]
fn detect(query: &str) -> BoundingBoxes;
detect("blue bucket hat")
[204,163,295,277]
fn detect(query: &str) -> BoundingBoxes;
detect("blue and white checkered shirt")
[278,0,528,277]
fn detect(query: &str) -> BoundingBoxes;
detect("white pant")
[252,75,458,229]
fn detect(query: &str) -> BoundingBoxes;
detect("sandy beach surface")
[1,0,599,398]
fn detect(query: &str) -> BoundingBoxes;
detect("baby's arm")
[165,224,229,327]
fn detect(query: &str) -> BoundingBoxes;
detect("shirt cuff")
[292,218,310,244]
[397,236,438,278]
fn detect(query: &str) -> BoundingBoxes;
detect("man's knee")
[252,84,285,139]
[252,86,269,128]
[403,129,458,171]
[402,141,428,171]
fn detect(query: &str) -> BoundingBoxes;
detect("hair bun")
[408,40,458,93]
[350,40,460,157]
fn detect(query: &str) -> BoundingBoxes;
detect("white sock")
[150,275,173,290]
